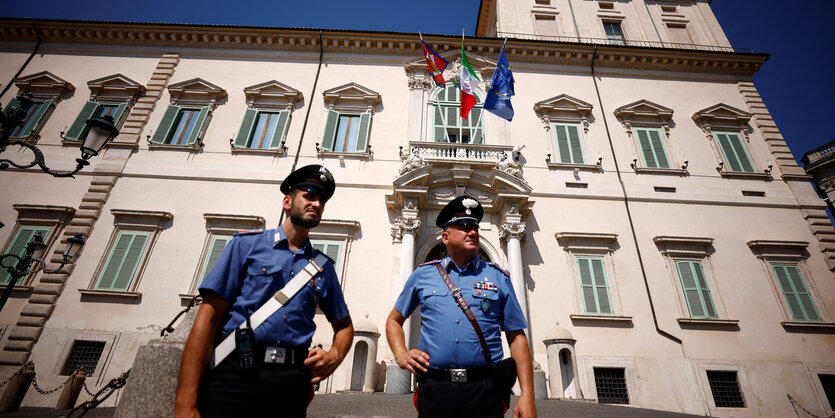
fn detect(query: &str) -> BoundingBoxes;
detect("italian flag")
[459,36,480,120]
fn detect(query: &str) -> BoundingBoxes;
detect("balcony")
[406,141,513,166]
[496,32,753,54]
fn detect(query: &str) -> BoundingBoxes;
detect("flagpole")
[419,31,424,42]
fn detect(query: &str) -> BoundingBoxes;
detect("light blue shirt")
[394,256,527,369]
[200,227,349,348]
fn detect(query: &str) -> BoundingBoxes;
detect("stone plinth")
[384,363,412,394]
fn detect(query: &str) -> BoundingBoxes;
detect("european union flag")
[483,46,515,121]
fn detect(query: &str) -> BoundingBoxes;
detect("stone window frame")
[804,363,835,416]
[614,99,686,175]
[556,232,631,323]
[530,3,560,37]
[579,356,636,404]
[51,330,118,382]
[692,103,770,180]
[0,204,75,291]
[654,235,737,329]
[317,83,381,160]
[534,94,600,172]
[62,73,145,148]
[692,360,757,416]
[10,71,75,141]
[230,80,304,156]
[148,78,227,152]
[180,213,266,302]
[80,209,172,300]
[747,240,834,331]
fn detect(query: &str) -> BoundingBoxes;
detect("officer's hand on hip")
[395,349,430,376]
[304,346,340,383]
[173,405,201,418]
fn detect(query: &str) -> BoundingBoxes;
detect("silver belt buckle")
[264,346,286,364]
[449,368,467,383]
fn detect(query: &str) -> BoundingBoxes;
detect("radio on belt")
[236,309,255,370]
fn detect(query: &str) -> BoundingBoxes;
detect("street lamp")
[0,232,85,312]
[0,94,119,178]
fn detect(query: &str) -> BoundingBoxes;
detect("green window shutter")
[96,231,150,291]
[200,236,231,281]
[636,129,657,168]
[433,105,446,142]
[774,264,820,322]
[186,106,210,145]
[20,99,53,138]
[151,105,181,144]
[111,102,128,126]
[268,110,291,149]
[554,124,572,163]
[676,261,716,319]
[311,240,342,269]
[355,112,371,152]
[567,124,584,164]
[321,110,339,151]
[647,129,669,168]
[577,258,599,314]
[590,258,611,314]
[728,133,754,172]
[235,108,258,147]
[716,132,754,172]
[64,101,100,141]
[0,226,52,285]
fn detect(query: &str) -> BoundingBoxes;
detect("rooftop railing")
[496,31,754,54]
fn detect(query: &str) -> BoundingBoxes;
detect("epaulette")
[418,259,442,267]
[313,248,335,265]
[234,229,264,236]
[487,262,510,277]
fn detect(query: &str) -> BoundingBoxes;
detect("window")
[577,257,611,315]
[63,101,128,141]
[200,236,232,282]
[307,219,360,285]
[311,240,342,268]
[235,108,290,150]
[83,209,172,298]
[675,260,717,319]
[0,226,52,285]
[706,371,745,408]
[6,98,53,139]
[61,341,105,376]
[772,264,820,322]
[553,123,585,164]
[432,84,484,143]
[714,132,754,173]
[151,106,209,146]
[635,128,670,169]
[594,367,628,404]
[150,78,226,150]
[603,22,625,45]
[321,110,370,153]
[820,374,835,410]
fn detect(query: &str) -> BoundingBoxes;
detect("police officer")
[385,195,537,418]
[175,165,354,418]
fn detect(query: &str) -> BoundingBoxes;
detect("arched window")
[431,84,484,144]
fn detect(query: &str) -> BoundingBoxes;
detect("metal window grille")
[62,341,105,376]
[820,374,835,410]
[594,367,629,404]
[707,371,745,408]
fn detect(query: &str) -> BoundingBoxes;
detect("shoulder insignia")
[487,262,510,277]
[418,259,442,267]
[234,229,264,237]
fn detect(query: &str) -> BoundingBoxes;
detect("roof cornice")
[0,18,769,76]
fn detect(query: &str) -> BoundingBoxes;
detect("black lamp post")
[0,232,85,312]
[0,94,119,178]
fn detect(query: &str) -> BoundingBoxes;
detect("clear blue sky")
[2,0,831,164]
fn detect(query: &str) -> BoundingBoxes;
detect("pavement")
[1,393,707,417]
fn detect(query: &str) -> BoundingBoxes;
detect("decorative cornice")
[0,19,769,76]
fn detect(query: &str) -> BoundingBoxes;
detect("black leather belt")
[422,365,495,383]
[228,346,308,367]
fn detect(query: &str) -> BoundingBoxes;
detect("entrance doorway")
[350,341,368,391]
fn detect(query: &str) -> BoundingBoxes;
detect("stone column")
[386,205,420,394]
[499,220,528,325]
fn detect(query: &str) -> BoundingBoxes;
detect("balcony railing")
[407,141,513,165]
[496,31,754,54]
[802,140,835,166]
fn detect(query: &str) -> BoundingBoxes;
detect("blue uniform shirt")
[199,227,349,348]
[394,256,527,369]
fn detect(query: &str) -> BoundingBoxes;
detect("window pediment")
[534,94,593,131]
[244,80,303,110]
[15,71,75,101]
[692,103,752,127]
[653,235,714,256]
[556,232,618,252]
[322,82,381,112]
[167,78,227,107]
[747,240,808,261]
[87,74,145,103]
[203,213,265,234]
[614,99,674,122]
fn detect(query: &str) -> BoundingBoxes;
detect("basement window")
[707,371,745,408]
[62,340,106,376]
[741,190,765,197]
[594,367,629,404]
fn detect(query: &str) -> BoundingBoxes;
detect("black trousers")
[415,376,508,418]
[198,358,313,418]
